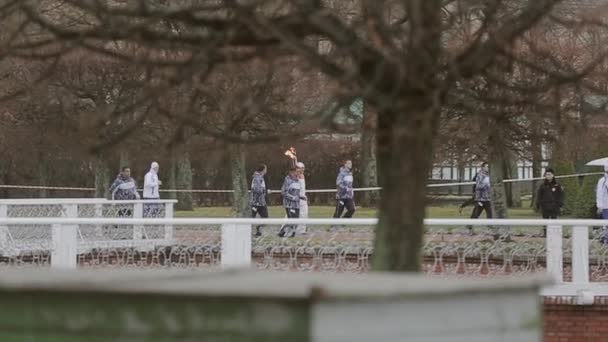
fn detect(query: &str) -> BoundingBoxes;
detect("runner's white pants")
[297,200,308,234]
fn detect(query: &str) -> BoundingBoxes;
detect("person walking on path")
[333,160,355,219]
[251,164,269,237]
[279,167,305,238]
[468,162,492,233]
[109,166,140,203]
[143,162,162,199]
[296,162,308,234]
[535,168,564,237]
[596,163,608,244]
[143,162,162,217]
[108,166,139,236]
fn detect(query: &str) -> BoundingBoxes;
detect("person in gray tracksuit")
[279,167,304,238]
[468,162,492,233]
[251,164,268,237]
[333,160,356,218]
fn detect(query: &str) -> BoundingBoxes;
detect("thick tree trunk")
[119,151,129,169]
[94,153,110,198]
[372,105,439,272]
[360,104,379,207]
[371,0,442,272]
[229,143,249,217]
[456,153,466,196]
[488,123,509,219]
[1,167,9,199]
[38,154,49,198]
[530,115,543,209]
[0,161,9,198]
[509,153,522,208]
[167,156,178,200]
[176,152,193,211]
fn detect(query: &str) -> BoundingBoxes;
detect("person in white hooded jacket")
[143,162,162,217]
[144,162,162,199]
[596,163,608,244]
[296,162,308,234]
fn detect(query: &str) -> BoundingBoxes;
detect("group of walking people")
[460,161,608,241]
[108,162,162,201]
[459,162,564,236]
[460,162,565,222]
[108,162,163,217]
[250,160,356,237]
[106,158,608,241]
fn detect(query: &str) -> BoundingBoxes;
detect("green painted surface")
[0,292,310,342]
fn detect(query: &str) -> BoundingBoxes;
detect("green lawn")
[176,204,542,219]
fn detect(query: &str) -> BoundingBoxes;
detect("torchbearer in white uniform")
[296,162,308,234]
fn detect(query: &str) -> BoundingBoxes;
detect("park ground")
[176,201,542,218]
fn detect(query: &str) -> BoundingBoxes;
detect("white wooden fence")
[0,199,176,264]
[0,210,607,303]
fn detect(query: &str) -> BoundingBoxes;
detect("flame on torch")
[284,147,297,160]
[284,147,297,168]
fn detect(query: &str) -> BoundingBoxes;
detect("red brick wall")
[544,297,608,342]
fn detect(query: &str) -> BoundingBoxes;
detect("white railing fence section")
[0,199,177,265]
[0,216,608,302]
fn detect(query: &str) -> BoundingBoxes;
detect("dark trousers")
[252,206,268,234]
[541,209,558,219]
[541,210,558,238]
[279,208,300,237]
[470,201,493,219]
[468,201,492,232]
[333,199,356,218]
[118,209,132,218]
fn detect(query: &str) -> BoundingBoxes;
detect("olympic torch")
[284,147,297,169]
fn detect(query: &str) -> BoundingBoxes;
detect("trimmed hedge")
[573,174,600,218]
[552,161,579,216]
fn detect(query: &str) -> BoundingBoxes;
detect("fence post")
[94,203,103,237]
[545,225,563,283]
[572,225,593,305]
[164,202,174,241]
[133,202,144,240]
[221,223,251,268]
[52,204,78,269]
[0,204,7,251]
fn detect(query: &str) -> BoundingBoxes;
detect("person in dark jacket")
[108,166,139,229]
[251,164,268,237]
[535,168,564,218]
[536,168,564,237]
[108,166,140,202]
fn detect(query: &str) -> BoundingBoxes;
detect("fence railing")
[0,217,607,302]
[0,198,176,217]
[0,199,176,264]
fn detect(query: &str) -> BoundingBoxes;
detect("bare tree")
[3,0,608,271]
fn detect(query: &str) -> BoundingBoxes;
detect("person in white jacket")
[143,162,162,217]
[596,163,608,244]
[144,162,162,199]
[296,162,308,234]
